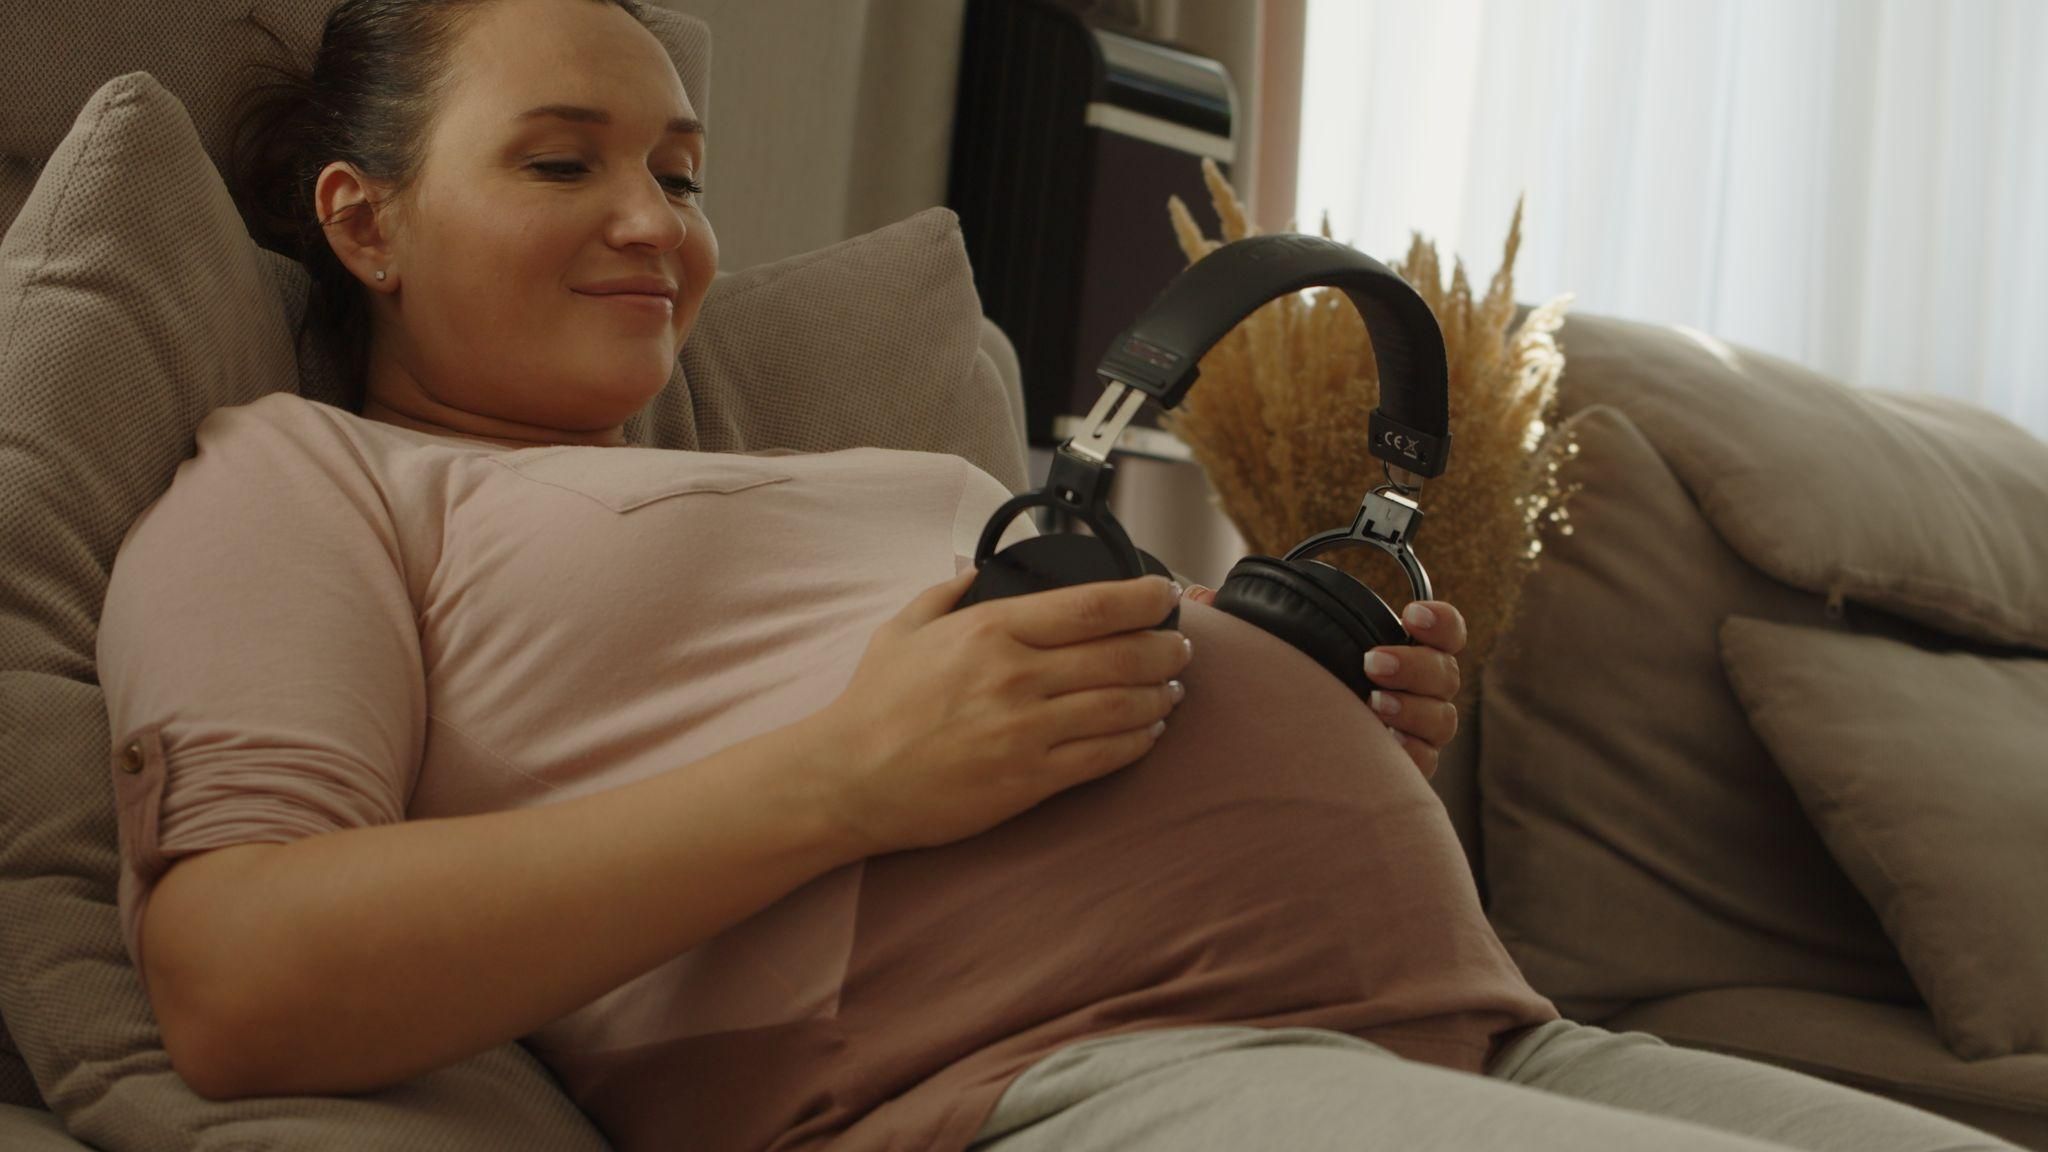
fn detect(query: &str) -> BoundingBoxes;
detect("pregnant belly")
[846,597,1493,1033]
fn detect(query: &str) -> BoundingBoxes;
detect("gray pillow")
[0,1019,35,1110]
[633,204,1028,495]
[1720,615,2048,1060]
[1550,313,2048,653]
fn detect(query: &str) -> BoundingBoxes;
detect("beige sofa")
[1431,311,2048,1150]
[5,2,2045,1151]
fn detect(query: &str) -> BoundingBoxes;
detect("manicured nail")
[1403,602,1436,630]
[1370,690,1400,716]
[1363,650,1399,677]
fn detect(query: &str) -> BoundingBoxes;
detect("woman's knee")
[1483,1018,2021,1152]
[978,1033,1810,1152]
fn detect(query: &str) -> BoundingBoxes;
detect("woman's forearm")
[150,710,864,1100]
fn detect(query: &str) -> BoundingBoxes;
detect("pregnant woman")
[93,1,2022,1150]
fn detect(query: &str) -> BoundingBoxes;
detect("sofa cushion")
[0,1103,93,1152]
[626,204,1028,494]
[0,155,39,245]
[1720,615,2048,1061]
[0,1032,37,1111]
[1,0,330,171]
[1551,313,2048,653]
[1604,986,2048,1151]
[1480,404,1919,1022]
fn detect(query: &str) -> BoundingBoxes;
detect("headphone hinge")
[1353,486,1424,549]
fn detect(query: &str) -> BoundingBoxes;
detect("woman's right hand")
[812,568,1193,857]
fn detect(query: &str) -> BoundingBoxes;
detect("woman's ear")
[314,160,399,290]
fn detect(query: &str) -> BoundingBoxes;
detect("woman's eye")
[660,174,706,198]
[529,160,703,199]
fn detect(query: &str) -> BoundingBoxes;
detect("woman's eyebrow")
[513,104,705,138]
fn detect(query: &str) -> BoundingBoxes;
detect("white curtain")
[1296,0,2048,439]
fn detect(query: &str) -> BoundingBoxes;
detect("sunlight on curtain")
[1297,0,2048,438]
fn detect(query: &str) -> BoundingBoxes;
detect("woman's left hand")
[1181,587,1465,781]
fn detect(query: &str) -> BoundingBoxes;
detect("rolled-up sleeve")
[96,402,425,1003]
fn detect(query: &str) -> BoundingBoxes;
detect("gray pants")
[965,1022,2021,1151]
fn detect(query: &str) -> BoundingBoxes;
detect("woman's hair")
[226,0,657,412]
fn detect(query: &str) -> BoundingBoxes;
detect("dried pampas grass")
[1157,158,1583,689]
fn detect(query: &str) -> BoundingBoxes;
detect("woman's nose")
[606,173,687,252]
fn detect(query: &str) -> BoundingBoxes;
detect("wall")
[643,0,969,272]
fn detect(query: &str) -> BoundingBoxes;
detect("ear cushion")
[1211,556,1407,700]
[956,533,1181,630]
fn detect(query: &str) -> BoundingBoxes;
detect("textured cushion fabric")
[1604,987,2048,1151]
[1719,616,2048,1061]
[0,156,39,243]
[1479,404,1919,1022]
[0,1103,93,1152]
[0,0,328,166]
[0,1035,40,1111]
[622,204,1029,494]
[1549,312,2048,653]
[0,70,616,1150]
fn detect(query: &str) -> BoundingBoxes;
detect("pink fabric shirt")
[99,390,1558,1152]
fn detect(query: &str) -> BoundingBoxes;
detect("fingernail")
[1370,690,1400,716]
[1403,602,1436,630]
[1185,584,1210,600]
[1168,579,1183,598]
[1363,650,1399,677]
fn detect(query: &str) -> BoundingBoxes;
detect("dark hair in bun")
[226,0,656,412]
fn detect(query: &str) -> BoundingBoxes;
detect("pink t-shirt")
[99,390,1558,1152]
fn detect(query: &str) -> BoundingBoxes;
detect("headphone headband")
[1095,233,1451,478]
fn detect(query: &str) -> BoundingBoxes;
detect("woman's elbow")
[163,1013,253,1101]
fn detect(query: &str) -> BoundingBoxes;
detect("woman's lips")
[576,290,674,317]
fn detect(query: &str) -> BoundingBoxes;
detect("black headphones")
[953,232,1452,705]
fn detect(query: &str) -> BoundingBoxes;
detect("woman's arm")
[146,708,863,1101]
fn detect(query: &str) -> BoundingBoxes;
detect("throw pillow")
[1479,404,1918,1022]
[623,204,1028,495]
[1719,615,2048,1060]
[1550,312,2048,653]
[0,71,611,1151]
[0,1017,36,1109]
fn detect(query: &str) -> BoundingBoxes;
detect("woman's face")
[322,0,716,447]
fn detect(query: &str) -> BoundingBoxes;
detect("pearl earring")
[375,269,387,281]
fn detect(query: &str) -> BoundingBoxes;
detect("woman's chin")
[579,352,679,397]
